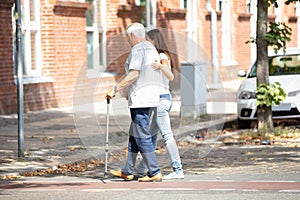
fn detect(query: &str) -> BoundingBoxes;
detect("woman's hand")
[151,60,162,70]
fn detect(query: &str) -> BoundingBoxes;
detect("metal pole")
[104,98,110,177]
[15,0,24,157]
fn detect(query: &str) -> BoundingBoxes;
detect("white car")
[236,48,300,128]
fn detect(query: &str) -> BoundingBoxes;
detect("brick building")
[0,0,299,114]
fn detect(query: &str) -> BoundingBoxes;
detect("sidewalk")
[4,81,290,182]
[0,80,240,179]
[2,80,299,183]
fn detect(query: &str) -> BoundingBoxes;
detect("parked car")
[236,48,300,128]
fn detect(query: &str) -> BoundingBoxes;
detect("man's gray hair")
[126,23,145,39]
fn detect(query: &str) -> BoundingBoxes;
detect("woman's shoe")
[162,171,184,180]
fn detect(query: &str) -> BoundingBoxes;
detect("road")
[1,178,300,200]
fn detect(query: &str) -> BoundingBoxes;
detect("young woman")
[138,29,184,180]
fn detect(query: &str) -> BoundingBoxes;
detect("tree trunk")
[256,0,273,134]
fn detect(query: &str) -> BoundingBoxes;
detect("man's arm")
[105,70,139,99]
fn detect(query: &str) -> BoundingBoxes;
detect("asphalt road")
[1,179,300,200]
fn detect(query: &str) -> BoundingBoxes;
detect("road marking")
[241,189,259,192]
[143,188,194,191]
[81,189,130,192]
[209,189,237,191]
[20,189,66,192]
[278,190,300,193]
[250,180,296,182]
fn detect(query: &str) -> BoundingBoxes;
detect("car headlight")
[238,91,256,99]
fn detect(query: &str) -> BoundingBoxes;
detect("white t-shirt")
[159,52,171,95]
[125,41,164,108]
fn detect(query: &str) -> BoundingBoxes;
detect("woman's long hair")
[147,29,174,69]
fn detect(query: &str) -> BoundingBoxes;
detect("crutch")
[104,97,110,177]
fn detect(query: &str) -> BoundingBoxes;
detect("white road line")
[20,189,66,192]
[143,188,194,191]
[278,190,300,193]
[209,189,237,191]
[249,180,297,182]
[241,189,259,192]
[81,189,130,192]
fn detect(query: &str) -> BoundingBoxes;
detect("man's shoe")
[138,173,162,182]
[110,169,134,180]
[162,171,184,180]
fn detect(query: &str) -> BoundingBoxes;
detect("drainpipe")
[146,0,156,29]
[146,0,150,28]
[296,2,300,47]
[206,0,219,84]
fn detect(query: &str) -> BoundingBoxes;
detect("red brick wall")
[0,0,16,114]
[231,1,252,78]
[0,0,299,114]
[284,3,298,47]
[106,4,144,75]
[0,0,97,114]
[105,2,187,78]
[52,1,88,107]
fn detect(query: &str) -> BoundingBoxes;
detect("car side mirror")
[237,70,246,77]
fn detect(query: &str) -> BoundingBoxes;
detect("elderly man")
[105,23,163,182]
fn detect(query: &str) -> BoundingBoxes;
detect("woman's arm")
[152,59,174,81]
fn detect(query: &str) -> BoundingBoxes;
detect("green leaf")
[256,82,286,108]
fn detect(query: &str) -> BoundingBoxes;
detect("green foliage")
[265,22,292,54]
[268,0,300,7]
[247,0,296,51]
[285,0,300,5]
[256,82,286,107]
[267,0,279,7]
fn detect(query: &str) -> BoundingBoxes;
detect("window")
[216,0,223,11]
[136,0,146,6]
[246,0,251,13]
[216,0,237,66]
[15,0,42,77]
[180,0,188,9]
[135,0,156,28]
[85,0,106,78]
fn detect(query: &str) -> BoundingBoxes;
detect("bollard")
[180,61,207,119]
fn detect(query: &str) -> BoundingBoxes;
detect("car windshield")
[248,54,300,78]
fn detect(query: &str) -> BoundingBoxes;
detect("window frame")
[86,0,107,78]
[21,0,42,77]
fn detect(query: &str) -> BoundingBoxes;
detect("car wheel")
[238,118,251,129]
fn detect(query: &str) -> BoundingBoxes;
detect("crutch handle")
[106,98,110,104]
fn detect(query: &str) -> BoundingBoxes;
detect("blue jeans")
[121,107,160,177]
[138,94,183,174]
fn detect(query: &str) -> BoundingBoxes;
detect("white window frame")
[297,2,300,47]
[249,0,257,64]
[216,0,237,66]
[22,0,42,77]
[180,0,188,9]
[86,0,107,78]
[135,0,156,28]
[186,0,198,61]
[146,0,156,29]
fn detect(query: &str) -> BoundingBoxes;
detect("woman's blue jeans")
[138,94,182,174]
[121,107,160,177]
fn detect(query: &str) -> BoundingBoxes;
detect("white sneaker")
[163,171,184,180]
